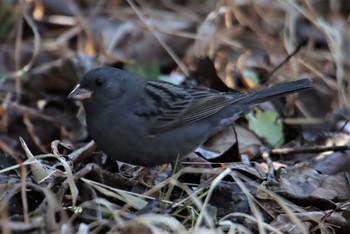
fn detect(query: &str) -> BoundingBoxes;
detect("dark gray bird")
[68,67,313,166]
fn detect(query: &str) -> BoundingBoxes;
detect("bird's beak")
[68,84,92,100]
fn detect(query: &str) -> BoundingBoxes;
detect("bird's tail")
[239,78,313,105]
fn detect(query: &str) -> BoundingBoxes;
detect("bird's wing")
[136,80,243,134]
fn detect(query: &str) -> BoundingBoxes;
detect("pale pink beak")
[68,84,92,100]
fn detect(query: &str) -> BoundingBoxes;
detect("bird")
[68,66,313,167]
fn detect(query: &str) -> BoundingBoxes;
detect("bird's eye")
[95,77,105,87]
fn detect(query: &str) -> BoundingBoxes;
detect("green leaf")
[0,0,15,42]
[124,60,160,80]
[247,110,284,147]
[242,69,260,86]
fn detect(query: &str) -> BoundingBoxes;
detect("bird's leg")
[171,155,183,173]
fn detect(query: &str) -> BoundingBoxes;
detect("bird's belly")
[90,121,212,166]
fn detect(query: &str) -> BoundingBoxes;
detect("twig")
[271,144,349,156]
[263,40,306,82]
[126,0,189,76]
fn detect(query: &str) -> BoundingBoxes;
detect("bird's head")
[68,67,143,105]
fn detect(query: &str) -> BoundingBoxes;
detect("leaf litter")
[0,0,349,233]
